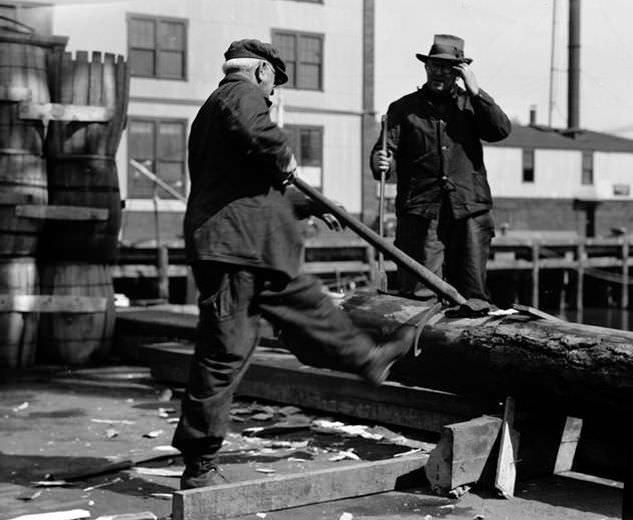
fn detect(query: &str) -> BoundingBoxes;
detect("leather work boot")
[181,457,229,490]
[362,325,416,386]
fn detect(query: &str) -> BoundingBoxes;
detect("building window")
[522,148,534,183]
[272,30,323,90]
[581,150,594,185]
[128,118,187,199]
[128,14,187,80]
[284,125,323,187]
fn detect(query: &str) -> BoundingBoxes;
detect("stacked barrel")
[0,24,66,368]
[38,50,129,365]
[0,20,129,367]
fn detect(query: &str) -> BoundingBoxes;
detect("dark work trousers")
[395,204,495,302]
[171,261,375,459]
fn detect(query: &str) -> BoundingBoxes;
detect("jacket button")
[441,175,448,181]
[441,146,448,150]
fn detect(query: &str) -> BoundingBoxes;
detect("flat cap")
[224,38,289,86]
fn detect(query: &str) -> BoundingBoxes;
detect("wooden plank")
[554,416,584,474]
[8,509,90,520]
[0,294,107,313]
[15,204,109,221]
[495,397,519,498]
[137,343,492,433]
[111,264,189,279]
[425,415,502,496]
[18,102,113,122]
[302,260,371,274]
[172,455,427,520]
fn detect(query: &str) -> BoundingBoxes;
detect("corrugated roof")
[488,124,633,152]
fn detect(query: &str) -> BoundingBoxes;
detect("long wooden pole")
[291,176,467,306]
[376,114,388,291]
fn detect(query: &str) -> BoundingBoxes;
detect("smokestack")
[529,105,537,126]
[568,0,580,130]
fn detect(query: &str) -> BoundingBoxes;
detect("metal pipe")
[568,0,581,130]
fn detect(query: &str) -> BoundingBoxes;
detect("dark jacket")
[184,73,305,282]
[372,85,511,220]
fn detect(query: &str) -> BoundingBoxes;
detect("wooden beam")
[138,342,493,433]
[554,416,583,474]
[0,294,108,313]
[18,102,113,122]
[172,455,427,520]
[425,415,502,496]
[15,204,109,221]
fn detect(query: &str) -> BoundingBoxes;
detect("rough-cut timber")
[390,307,633,417]
[172,455,427,520]
[425,415,502,495]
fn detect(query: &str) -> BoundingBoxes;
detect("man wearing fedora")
[172,38,416,489]
[371,34,511,303]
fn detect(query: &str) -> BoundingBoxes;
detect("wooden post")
[531,243,540,308]
[576,241,585,311]
[624,418,633,519]
[157,244,169,302]
[622,238,629,310]
[185,266,198,305]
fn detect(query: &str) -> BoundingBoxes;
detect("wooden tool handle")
[292,176,467,306]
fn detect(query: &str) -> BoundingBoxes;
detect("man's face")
[425,59,458,94]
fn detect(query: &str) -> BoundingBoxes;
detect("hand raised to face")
[452,63,479,96]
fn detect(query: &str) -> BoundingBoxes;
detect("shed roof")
[488,124,633,152]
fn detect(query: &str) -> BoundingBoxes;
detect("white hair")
[222,57,267,75]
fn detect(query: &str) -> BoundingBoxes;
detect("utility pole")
[547,0,558,127]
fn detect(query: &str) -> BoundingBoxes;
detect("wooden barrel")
[0,154,47,256]
[46,50,129,157]
[41,157,122,262]
[0,28,65,256]
[37,262,115,365]
[0,257,39,368]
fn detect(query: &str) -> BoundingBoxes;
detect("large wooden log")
[381,300,633,418]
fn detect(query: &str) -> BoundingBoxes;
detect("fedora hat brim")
[416,53,473,65]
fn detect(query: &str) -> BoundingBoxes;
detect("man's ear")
[255,61,266,83]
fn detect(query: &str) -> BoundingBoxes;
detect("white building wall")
[44,0,364,213]
[484,147,584,199]
[593,152,633,200]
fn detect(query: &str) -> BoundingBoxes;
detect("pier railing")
[113,235,633,309]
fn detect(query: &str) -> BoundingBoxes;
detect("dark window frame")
[581,150,594,185]
[283,124,324,187]
[127,13,188,81]
[272,29,324,91]
[127,116,188,200]
[522,148,535,183]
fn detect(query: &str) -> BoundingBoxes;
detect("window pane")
[130,49,155,76]
[128,160,155,198]
[299,129,321,166]
[158,50,184,79]
[522,149,534,182]
[299,36,321,63]
[274,33,296,60]
[297,63,320,89]
[158,21,184,50]
[157,161,185,198]
[129,121,155,158]
[130,18,155,48]
[158,122,185,161]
